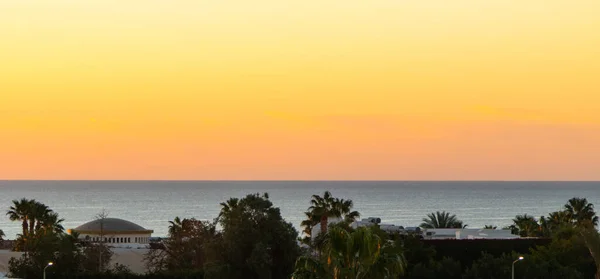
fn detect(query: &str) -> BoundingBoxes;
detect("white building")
[310,216,344,241]
[309,217,416,241]
[69,218,154,248]
[423,228,519,240]
[351,217,406,234]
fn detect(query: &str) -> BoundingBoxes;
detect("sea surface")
[0,181,598,239]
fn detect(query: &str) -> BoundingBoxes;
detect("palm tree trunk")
[580,229,600,279]
[320,215,328,235]
[29,218,35,237]
[22,219,28,237]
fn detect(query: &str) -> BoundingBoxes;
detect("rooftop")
[72,218,153,234]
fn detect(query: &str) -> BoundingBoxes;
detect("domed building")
[69,218,154,246]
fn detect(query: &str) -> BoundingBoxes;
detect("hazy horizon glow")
[1,1,599,180]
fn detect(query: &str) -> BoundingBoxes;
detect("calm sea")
[0,181,598,239]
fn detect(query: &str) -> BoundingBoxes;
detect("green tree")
[420,211,465,229]
[145,217,221,273]
[167,216,184,235]
[81,241,114,273]
[39,211,65,234]
[539,211,571,237]
[8,212,84,278]
[565,197,599,227]
[406,257,462,279]
[579,220,600,279]
[6,198,32,239]
[462,252,516,279]
[215,193,300,279]
[292,226,406,279]
[304,191,360,238]
[522,230,593,279]
[510,214,541,237]
[401,234,436,272]
[30,201,51,233]
[6,198,64,251]
[484,225,498,229]
[300,210,320,245]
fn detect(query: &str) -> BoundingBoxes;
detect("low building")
[69,218,154,247]
[309,217,419,241]
[351,217,406,233]
[423,228,519,240]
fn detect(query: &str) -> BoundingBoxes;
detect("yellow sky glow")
[1,0,599,180]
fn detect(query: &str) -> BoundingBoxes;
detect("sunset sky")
[1,1,599,180]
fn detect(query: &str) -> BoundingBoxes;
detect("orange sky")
[1,0,599,180]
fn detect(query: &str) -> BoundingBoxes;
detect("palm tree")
[0,229,5,241]
[539,211,571,236]
[511,214,541,237]
[6,199,64,251]
[308,191,337,235]
[31,201,51,233]
[306,191,360,236]
[300,211,320,245]
[6,198,33,237]
[39,212,65,234]
[292,255,328,279]
[420,211,465,228]
[292,226,405,279]
[579,222,600,279]
[483,225,497,229]
[337,198,360,223]
[565,197,599,227]
[168,216,184,236]
[218,198,240,219]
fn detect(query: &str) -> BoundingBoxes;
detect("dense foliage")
[145,218,220,272]
[5,202,122,278]
[300,191,360,246]
[146,193,299,279]
[293,225,406,279]
[6,198,65,251]
[1,194,598,279]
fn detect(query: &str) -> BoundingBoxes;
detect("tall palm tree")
[0,229,5,241]
[39,211,65,234]
[6,198,32,237]
[300,211,320,245]
[218,198,240,219]
[579,222,600,279]
[306,191,360,236]
[539,211,571,236]
[308,191,337,235]
[31,201,51,233]
[511,214,541,237]
[420,211,465,228]
[168,216,184,236]
[292,226,405,279]
[337,198,360,223]
[565,197,599,227]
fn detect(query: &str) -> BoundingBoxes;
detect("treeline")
[2,193,599,278]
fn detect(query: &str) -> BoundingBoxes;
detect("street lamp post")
[43,262,53,279]
[512,256,524,279]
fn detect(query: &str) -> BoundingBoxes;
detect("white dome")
[73,218,153,234]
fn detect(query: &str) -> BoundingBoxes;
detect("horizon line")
[1,179,599,182]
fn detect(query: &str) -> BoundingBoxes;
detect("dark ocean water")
[0,181,598,238]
